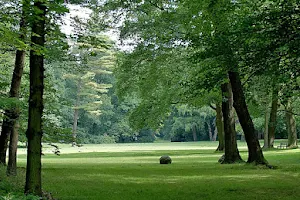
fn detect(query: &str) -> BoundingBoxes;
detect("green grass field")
[8,141,300,199]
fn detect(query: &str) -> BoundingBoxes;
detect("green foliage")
[0,166,39,200]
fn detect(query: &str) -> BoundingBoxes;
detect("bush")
[0,166,40,200]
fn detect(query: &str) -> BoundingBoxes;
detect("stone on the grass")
[160,155,172,164]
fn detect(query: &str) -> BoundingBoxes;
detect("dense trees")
[95,0,299,164]
[0,0,299,197]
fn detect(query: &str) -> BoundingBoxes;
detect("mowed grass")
[17,141,300,200]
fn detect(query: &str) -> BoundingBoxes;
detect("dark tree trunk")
[268,88,279,148]
[228,71,267,165]
[215,103,224,151]
[7,121,19,176]
[0,117,12,165]
[25,0,46,196]
[192,124,197,141]
[72,81,81,146]
[0,14,26,165]
[72,108,79,146]
[220,83,243,164]
[285,101,297,148]
[263,107,269,149]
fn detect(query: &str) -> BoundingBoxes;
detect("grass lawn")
[15,141,300,200]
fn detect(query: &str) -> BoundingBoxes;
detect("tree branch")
[278,109,300,116]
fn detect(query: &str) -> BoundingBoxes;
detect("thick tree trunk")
[263,108,269,149]
[192,124,197,141]
[221,83,243,164]
[268,88,279,148]
[215,103,224,151]
[228,71,267,165]
[0,16,26,165]
[285,101,297,148]
[25,0,46,196]
[7,121,19,176]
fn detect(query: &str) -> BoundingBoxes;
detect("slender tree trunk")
[0,14,26,165]
[215,103,224,151]
[0,118,12,165]
[72,81,81,146]
[285,101,297,148]
[263,107,269,149]
[191,124,197,141]
[72,109,79,145]
[7,121,19,176]
[228,71,267,165]
[25,0,46,196]
[268,88,279,148]
[221,83,242,164]
[207,121,213,141]
[212,121,217,142]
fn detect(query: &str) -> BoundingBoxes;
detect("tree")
[0,0,28,166]
[221,82,242,163]
[24,0,46,195]
[267,86,280,148]
[6,0,28,176]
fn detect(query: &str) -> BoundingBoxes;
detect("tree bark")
[263,107,269,149]
[215,103,224,151]
[25,0,46,196]
[268,87,279,148]
[0,14,26,165]
[72,81,81,146]
[207,121,213,141]
[228,71,267,165]
[191,124,197,141]
[7,121,19,176]
[285,101,297,148]
[72,108,79,145]
[220,83,243,164]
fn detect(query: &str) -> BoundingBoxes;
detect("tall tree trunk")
[207,121,213,141]
[25,0,46,196]
[0,117,13,165]
[228,71,267,165]
[268,88,279,148]
[0,14,26,165]
[221,83,242,164]
[7,121,19,176]
[215,103,224,151]
[285,101,297,148]
[212,121,217,142]
[72,108,79,146]
[263,107,269,149]
[191,124,197,141]
[72,81,81,146]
